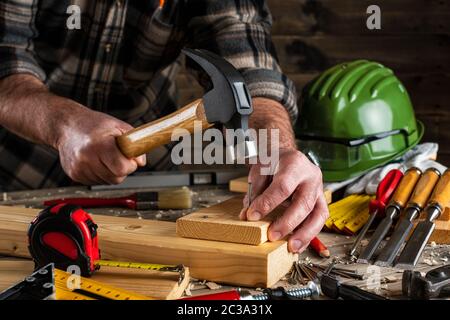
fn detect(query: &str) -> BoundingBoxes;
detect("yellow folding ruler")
[54,268,153,300]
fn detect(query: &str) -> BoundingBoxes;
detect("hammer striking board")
[176,196,280,245]
[0,260,189,300]
[229,176,333,204]
[0,205,296,287]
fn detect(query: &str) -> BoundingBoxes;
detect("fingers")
[246,173,298,221]
[134,154,147,167]
[267,184,320,241]
[287,195,329,253]
[100,139,138,182]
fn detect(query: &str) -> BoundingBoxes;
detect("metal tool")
[375,168,441,267]
[349,169,403,257]
[317,262,387,300]
[182,282,320,300]
[28,204,185,281]
[402,264,450,299]
[357,167,422,264]
[247,181,252,208]
[396,169,450,269]
[0,264,55,300]
[91,169,248,191]
[116,49,257,162]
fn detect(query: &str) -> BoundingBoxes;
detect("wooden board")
[229,176,333,204]
[176,197,281,245]
[0,260,188,300]
[0,205,296,288]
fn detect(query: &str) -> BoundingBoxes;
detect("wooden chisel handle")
[429,169,450,209]
[407,168,441,209]
[116,99,214,158]
[388,167,422,208]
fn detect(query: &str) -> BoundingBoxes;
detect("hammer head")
[183,48,257,161]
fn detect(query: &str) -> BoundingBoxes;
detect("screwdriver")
[396,169,450,269]
[349,169,403,257]
[375,168,441,267]
[357,167,422,264]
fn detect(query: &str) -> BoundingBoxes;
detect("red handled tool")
[43,188,192,210]
[349,169,403,257]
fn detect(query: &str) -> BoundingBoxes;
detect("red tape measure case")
[28,204,100,276]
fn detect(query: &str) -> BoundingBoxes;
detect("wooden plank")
[229,176,333,204]
[268,0,450,35]
[0,260,188,299]
[0,205,296,287]
[176,197,279,245]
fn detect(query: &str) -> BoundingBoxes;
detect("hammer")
[402,265,450,299]
[116,49,257,162]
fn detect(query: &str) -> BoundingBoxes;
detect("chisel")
[395,169,450,269]
[349,169,403,257]
[375,168,441,267]
[357,167,422,264]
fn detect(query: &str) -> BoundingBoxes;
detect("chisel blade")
[374,219,414,267]
[357,216,394,264]
[395,221,435,270]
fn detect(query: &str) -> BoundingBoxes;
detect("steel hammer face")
[116,48,258,162]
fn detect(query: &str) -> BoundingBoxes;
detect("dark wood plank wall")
[177,0,450,166]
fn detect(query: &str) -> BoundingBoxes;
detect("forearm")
[250,97,296,150]
[0,74,86,149]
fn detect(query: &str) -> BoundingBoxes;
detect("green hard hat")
[296,60,424,182]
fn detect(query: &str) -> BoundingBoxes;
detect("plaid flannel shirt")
[0,0,297,191]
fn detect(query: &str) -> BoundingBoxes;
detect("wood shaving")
[205,282,222,290]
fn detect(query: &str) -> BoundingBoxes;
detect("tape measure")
[28,204,184,282]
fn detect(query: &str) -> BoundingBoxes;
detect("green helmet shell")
[297,60,424,182]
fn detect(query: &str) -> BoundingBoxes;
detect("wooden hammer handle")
[116,99,213,158]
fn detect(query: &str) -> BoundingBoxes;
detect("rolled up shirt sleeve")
[0,0,46,81]
[186,0,298,123]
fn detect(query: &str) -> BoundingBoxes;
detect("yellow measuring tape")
[95,260,183,272]
[94,260,185,284]
[54,269,153,300]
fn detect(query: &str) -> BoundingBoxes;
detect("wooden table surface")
[1,184,449,300]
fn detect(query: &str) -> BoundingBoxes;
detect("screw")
[249,281,320,300]
[38,268,48,275]
[43,283,53,289]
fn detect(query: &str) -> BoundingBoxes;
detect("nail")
[269,231,281,241]
[248,210,261,221]
[291,240,303,252]
[239,208,247,220]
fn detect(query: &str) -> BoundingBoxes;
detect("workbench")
[0,184,449,299]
